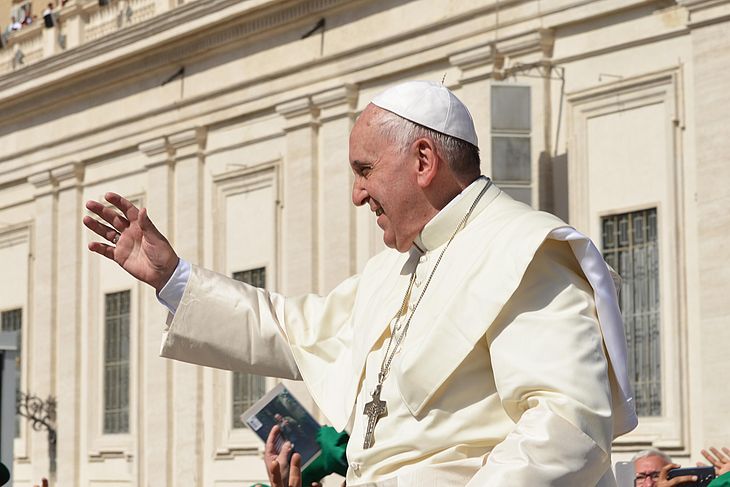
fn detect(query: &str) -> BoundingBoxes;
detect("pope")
[84,80,638,486]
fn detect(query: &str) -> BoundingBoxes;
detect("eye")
[352,162,372,177]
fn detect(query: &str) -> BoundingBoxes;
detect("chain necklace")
[362,180,491,449]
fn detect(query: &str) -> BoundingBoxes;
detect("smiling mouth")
[375,208,384,216]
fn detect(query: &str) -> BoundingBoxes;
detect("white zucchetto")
[371,80,479,147]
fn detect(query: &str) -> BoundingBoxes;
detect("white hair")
[631,448,672,463]
[368,108,480,179]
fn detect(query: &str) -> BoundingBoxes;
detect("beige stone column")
[450,44,496,176]
[168,127,206,487]
[680,0,730,447]
[276,98,320,294]
[26,169,57,480]
[311,84,357,292]
[51,162,84,487]
[138,137,174,487]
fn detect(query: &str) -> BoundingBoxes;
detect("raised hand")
[699,446,730,476]
[83,192,178,293]
[266,425,297,487]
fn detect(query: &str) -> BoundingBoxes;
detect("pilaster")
[168,127,207,487]
[138,136,174,487]
[25,169,57,481]
[51,161,84,487]
[681,0,730,447]
[311,84,358,292]
[276,97,320,295]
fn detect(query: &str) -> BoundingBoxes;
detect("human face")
[349,106,428,252]
[634,455,670,486]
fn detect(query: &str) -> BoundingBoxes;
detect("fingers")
[711,446,728,463]
[85,199,130,232]
[266,425,282,459]
[88,241,116,260]
[288,454,301,487]
[138,207,164,239]
[269,459,283,487]
[669,475,698,485]
[278,441,292,464]
[662,464,697,486]
[104,192,139,221]
[83,216,119,244]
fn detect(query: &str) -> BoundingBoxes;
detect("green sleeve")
[301,426,349,485]
[709,472,730,487]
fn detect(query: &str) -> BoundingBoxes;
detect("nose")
[352,177,368,207]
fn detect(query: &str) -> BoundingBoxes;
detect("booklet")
[240,383,322,469]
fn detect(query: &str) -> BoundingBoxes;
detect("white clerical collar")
[413,176,499,252]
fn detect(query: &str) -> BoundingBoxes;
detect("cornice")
[276,97,320,131]
[27,170,55,189]
[0,0,352,100]
[50,161,84,182]
[138,137,170,157]
[678,0,730,11]
[312,84,358,122]
[311,84,357,110]
[678,0,730,26]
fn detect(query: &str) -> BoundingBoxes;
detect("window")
[231,268,267,427]
[490,85,532,205]
[103,291,130,434]
[1,308,22,437]
[602,208,660,416]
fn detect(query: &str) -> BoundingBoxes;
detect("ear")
[413,138,439,188]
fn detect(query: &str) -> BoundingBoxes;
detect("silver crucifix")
[362,384,387,449]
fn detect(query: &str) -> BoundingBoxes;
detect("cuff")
[156,258,191,314]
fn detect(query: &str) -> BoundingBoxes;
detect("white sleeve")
[156,258,190,314]
[471,239,614,486]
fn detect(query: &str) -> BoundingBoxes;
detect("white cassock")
[160,177,637,486]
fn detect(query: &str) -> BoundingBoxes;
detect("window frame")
[102,290,131,435]
[488,82,534,206]
[567,67,687,449]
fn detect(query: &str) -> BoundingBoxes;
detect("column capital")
[169,127,207,161]
[312,84,358,123]
[678,0,730,26]
[451,28,554,83]
[276,97,320,131]
[168,127,206,151]
[28,170,54,189]
[139,136,173,169]
[51,161,84,190]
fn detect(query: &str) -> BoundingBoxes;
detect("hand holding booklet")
[240,383,322,469]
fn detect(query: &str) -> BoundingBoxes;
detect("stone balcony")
[0,0,166,75]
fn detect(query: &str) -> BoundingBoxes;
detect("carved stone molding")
[168,127,206,151]
[50,161,84,190]
[27,170,54,189]
[678,0,730,26]
[0,0,353,110]
[168,127,207,162]
[312,84,358,123]
[139,136,172,169]
[276,97,320,132]
[450,28,554,83]
[138,137,169,157]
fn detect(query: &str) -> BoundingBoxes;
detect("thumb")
[138,208,160,235]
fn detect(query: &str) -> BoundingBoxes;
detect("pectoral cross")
[362,384,387,449]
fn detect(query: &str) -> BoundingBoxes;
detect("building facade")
[0,0,728,485]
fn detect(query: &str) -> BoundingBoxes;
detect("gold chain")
[375,180,491,386]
